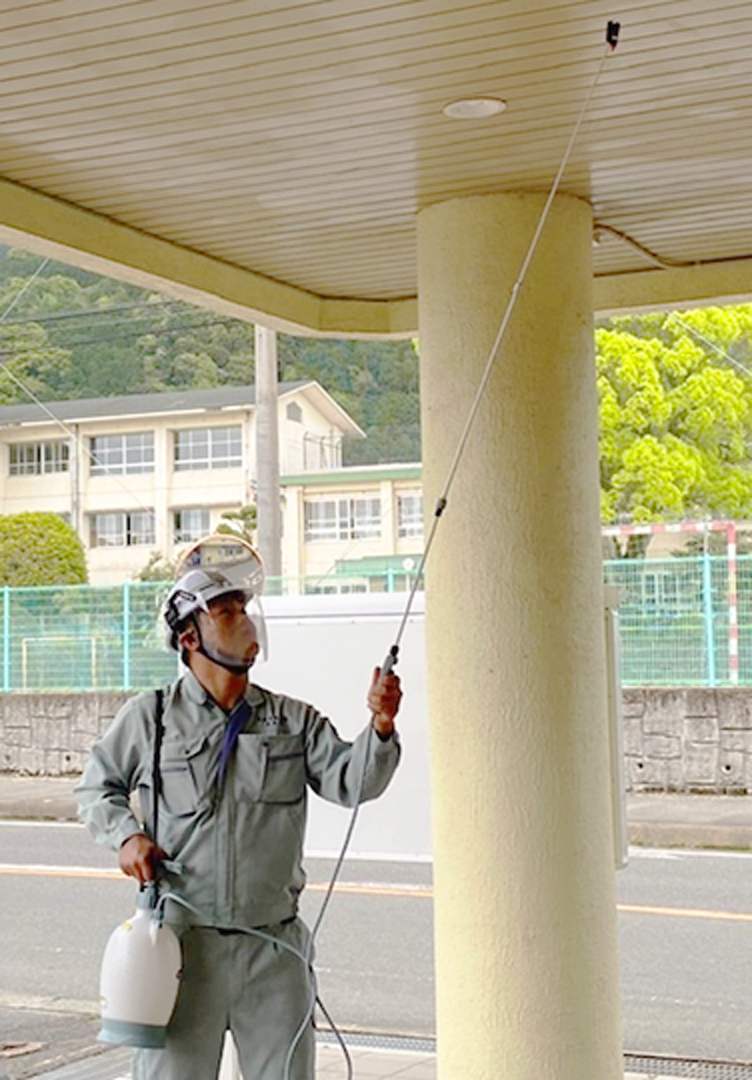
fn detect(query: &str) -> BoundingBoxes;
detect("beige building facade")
[281,463,424,592]
[0,382,369,585]
[0,384,424,589]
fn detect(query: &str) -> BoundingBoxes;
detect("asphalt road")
[4,823,752,1075]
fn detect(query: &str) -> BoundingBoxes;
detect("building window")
[304,497,381,542]
[9,440,69,475]
[304,501,338,542]
[302,433,343,470]
[90,511,156,548]
[174,426,242,471]
[174,508,211,544]
[90,432,154,475]
[286,402,303,423]
[397,494,424,538]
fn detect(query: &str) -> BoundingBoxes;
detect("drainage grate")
[316,1030,436,1054]
[321,1033,752,1078]
[31,1036,752,1080]
[624,1055,752,1079]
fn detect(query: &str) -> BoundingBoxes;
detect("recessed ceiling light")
[443,98,507,120]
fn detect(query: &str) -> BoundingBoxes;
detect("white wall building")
[0,384,425,588]
[281,463,424,592]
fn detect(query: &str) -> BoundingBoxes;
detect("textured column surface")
[417,192,623,1080]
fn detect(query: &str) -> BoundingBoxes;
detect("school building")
[0,383,424,589]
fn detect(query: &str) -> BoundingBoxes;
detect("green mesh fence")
[603,554,749,687]
[0,574,423,692]
[0,559,749,691]
[0,582,178,692]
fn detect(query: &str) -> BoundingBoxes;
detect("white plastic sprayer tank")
[99,885,182,1048]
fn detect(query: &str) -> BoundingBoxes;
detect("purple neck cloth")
[217,697,253,786]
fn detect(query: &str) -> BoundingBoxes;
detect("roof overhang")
[0,3,750,335]
[0,179,417,338]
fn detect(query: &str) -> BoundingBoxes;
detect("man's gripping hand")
[119,833,167,884]
[367,666,402,739]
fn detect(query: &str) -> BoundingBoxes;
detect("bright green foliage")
[0,513,87,585]
[598,305,752,523]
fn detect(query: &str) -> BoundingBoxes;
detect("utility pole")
[71,422,82,541]
[254,324,282,589]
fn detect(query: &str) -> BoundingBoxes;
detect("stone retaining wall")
[3,688,752,793]
[624,688,752,792]
[0,691,129,774]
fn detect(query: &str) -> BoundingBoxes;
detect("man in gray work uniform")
[76,560,402,1080]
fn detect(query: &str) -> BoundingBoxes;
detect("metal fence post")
[2,586,9,692]
[727,522,740,685]
[702,547,716,687]
[123,581,131,692]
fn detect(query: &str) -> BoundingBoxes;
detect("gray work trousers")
[132,919,315,1080]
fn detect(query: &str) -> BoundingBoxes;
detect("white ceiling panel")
[0,0,747,314]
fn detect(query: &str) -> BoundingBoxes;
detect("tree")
[0,513,87,585]
[216,505,257,545]
[0,246,422,464]
[278,335,420,464]
[598,305,752,525]
[134,551,177,582]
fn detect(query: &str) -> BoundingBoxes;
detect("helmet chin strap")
[194,621,255,676]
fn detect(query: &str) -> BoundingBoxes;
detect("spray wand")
[379,20,620,678]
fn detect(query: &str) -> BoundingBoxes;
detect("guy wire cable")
[0,359,160,516]
[0,256,50,323]
[665,311,752,382]
[0,256,170,517]
[381,18,621,677]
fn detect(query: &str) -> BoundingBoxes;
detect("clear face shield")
[174,534,268,661]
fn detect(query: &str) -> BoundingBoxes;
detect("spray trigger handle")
[137,882,159,911]
[381,645,399,677]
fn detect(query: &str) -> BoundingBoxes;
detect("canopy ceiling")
[0,0,750,334]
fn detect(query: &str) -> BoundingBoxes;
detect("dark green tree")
[278,335,420,463]
[0,513,87,585]
[0,245,422,463]
[217,504,257,545]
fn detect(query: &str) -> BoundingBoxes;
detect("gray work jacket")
[76,670,401,929]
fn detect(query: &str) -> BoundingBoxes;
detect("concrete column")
[417,192,622,1080]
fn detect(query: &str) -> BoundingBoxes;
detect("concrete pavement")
[0,774,80,823]
[4,771,752,851]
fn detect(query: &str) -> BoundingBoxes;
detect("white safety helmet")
[162,535,267,658]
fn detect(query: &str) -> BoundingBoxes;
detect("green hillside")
[0,246,421,465]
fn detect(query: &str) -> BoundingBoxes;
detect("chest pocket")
[159,735,208,817]
[236,733,306,804]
